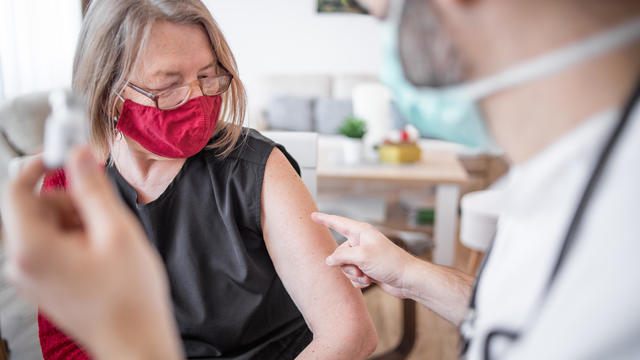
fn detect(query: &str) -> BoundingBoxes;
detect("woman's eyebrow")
[147,61,215,86]
[143,71,182,91]
[199,62,215,72]
[151,70,182,79]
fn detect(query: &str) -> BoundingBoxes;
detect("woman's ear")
[116,101,124,116]
[113,88,127,117]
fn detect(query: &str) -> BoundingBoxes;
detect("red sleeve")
[38,169,91,360]
[41,169,68,193]
[38,314,91,360]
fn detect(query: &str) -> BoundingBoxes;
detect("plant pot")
[342,137,363,164]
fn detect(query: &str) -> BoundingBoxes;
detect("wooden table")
[318,152,469,266]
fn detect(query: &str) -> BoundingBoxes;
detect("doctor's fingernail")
[344,267,356,276]
[325,256,334,265]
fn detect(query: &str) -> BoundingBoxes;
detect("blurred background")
[0,1,509,359]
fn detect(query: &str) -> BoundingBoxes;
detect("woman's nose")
[187,80,204,100]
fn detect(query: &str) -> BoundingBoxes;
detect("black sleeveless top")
[106,129,311,359]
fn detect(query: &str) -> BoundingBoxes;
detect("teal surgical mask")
[381,0,640,150]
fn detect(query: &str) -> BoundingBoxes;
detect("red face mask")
[116,95,222,158]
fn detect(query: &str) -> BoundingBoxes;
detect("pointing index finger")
[311,212,368,246]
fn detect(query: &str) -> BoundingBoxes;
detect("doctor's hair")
[72,0,246,160]
[398,0,465,87]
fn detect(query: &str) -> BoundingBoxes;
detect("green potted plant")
[339,116,367,164]
[339,115,367,139]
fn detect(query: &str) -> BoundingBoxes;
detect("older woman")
[37,0,377,359]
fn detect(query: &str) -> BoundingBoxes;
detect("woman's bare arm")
[261,148,378,359]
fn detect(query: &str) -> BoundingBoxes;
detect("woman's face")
[116,20,217,158]
[119,20,217,110]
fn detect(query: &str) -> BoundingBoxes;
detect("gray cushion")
[0,92,49,154]
[0,249,43,359]
[0,92,49,205]
[314,98,353,135]
[265,96,313,132]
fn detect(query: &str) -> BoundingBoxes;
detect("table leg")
[434,184,460,266]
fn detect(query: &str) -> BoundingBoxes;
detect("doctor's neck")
[453,0,640,164]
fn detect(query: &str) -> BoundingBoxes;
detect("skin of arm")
[312,212,474,326]
[403,257,474,325]
[261,149,378,359]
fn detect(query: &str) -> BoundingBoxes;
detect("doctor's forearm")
[404,258,474,326]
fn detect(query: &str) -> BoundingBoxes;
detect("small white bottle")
[42,90,89,169]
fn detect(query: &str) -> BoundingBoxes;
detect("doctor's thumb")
[326,245,364,268]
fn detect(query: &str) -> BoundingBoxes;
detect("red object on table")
[400,130,409,142]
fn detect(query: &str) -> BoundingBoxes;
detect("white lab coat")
[467,102,640,359]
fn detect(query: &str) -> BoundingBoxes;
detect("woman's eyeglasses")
[126,63,233,110]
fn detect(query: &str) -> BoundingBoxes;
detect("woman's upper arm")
[260,148,376,345]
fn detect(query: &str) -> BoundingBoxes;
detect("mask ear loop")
[111,86,128,140]
[106,86,129,166]
[456,15,640,101]
[111,86,128,122]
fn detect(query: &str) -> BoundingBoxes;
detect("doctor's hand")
[312,212,474,325]
[311,212,417,299]
[1,147,183,360]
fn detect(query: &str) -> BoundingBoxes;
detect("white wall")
[0,0,383,112]
[203,0,383,125]
[203,0,383,78]
[0,0,82,103]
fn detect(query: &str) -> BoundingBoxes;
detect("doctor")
[2,0,640,359]
[312,0,640,358]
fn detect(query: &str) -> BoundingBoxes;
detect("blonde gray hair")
[73,0,246,160]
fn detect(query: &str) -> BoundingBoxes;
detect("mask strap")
[457,16,640,100]
[111,88,127,124]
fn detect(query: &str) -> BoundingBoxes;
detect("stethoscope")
[458,76,640,360]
